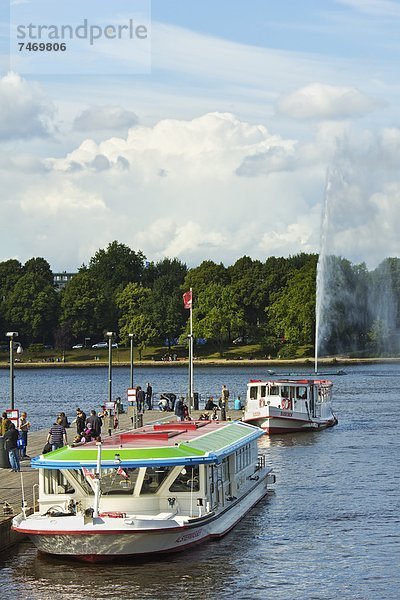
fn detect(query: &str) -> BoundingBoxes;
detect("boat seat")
[126,512,176,521]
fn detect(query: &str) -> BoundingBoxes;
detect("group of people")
[0,410,31,473]
[135,383,153,412]
[46,407,104,451]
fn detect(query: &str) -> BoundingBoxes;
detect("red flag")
[183,290,192,309]
[117,466,129,479]
[82,467,95,479]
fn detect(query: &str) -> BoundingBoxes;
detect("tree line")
[1,241,399,358]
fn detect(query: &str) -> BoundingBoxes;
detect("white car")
[72,344,83,349]
[92,342,118,349]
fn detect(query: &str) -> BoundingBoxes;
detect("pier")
[0,407,243,552]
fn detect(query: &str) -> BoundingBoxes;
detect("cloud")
[50,112,293,175]
[336,0,400,18]
[0,72,55,140]
[2,109,400,271]
[20,181,107,216]
[72,105,138,132]
[276,83,380,120]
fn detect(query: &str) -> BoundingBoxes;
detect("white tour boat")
[13,420,275,561]
[243,377,338,435]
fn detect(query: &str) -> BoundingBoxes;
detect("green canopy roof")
[32,421,263,469]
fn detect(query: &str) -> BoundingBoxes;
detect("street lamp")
[6,332,18,410]
[129,333,134,389]
[106,332,115,404]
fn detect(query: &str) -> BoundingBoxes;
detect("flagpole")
[189,287,194,411]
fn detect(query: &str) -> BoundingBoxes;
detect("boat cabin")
[246,378,333,417]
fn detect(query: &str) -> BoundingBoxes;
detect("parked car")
[92,342,118,349]
[72,344,83,349]
[232,336,253,345]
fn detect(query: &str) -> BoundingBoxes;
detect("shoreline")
[1,356,400,369]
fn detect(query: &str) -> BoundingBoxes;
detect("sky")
[1,0,400,271]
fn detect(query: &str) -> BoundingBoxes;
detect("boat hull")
[13,474,271,561]
[244,409,338,435]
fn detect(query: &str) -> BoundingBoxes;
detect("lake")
[0,363,399,599]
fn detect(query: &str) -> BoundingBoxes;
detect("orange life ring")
[281,399,287,409]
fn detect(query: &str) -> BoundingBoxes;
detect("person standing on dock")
[47,416,67,451]
[86,410,102,438]
[136,386,145,413]
[146,383,153,410]
[175,397,185,422]
[4,422,21,472]
[221,385,230,408]
[18,411,31,459]
[74,408,86,436]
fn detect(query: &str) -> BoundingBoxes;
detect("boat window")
[260,385,266,397]
[140,467,174,495]
[269,385,279,396]
[169,466,200,492]
[44,470,75,495]
[250,386,258,399]
[235,444,252,472]
[68,469,94,495]
[100,467,139,495]
[281,386,289,398]
[296,386,307,399]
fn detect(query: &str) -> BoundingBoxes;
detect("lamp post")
[106,332,115,404]
[129,333,134,389]
[6,332,18,410]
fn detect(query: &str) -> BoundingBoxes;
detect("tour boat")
[13,420,275,561]
[243,377,338,435]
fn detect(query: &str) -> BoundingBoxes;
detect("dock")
[0,407,243,552]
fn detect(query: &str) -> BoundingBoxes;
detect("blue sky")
[1,0,400,270]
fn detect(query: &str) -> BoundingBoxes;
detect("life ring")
[259,399,265,408]
[281,399,287,409]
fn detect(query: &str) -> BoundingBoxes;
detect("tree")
[59,272,109,340]
[228,256,269,336]
[267,259,317,350]
[23,257,54,286]
[87,241,146,296]
[183,260,229,294]
[116,283,157,359]
[0,259,23,333]
[5,272,59,343]
[192,283,245,356]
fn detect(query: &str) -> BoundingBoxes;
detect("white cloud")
[0,72,55,140]
[276,83,380,120]
[72,105,138,132]
[20,181,107,216]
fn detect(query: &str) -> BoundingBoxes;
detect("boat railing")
[256,454,266,471]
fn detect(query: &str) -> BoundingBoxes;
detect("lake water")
[1,363,399,599]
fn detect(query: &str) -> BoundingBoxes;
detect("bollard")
[137,413,143,428]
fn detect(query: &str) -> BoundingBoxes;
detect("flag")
[82,467,95,479]
[183,290,192,309]
[117,466,129,479]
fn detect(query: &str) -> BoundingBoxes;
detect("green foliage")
[1,245,400,359]
[191,283,246,356]
[4,271,59,342]
[267,258,317,345]
[59,272,109,339]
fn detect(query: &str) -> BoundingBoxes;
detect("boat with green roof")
[12,419,275,561]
